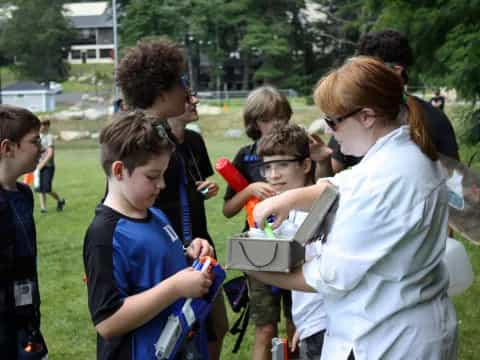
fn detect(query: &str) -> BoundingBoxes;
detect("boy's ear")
[302,158,312,175]
[0,139,15,157]
[111,161,125,180]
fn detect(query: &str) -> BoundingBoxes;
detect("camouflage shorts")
[247,276,292,326]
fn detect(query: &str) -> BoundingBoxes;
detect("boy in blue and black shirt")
[83,110,214,360]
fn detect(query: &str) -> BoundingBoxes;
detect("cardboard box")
[227,185,338,272]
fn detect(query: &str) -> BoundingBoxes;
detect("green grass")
[0,66,20,87]
[0,64,115,93]
[36,104,480,359]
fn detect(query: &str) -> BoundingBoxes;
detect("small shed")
[1,81,56,112]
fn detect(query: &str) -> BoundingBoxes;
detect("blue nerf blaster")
[154,256,226,360]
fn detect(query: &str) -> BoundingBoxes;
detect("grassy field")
[36,104,480,359]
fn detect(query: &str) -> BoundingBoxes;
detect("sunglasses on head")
[323,108,362,131]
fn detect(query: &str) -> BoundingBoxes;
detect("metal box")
[227,185,338,272]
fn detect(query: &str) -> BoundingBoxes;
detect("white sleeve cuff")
[303,252,323,291]
[302,245,346,298]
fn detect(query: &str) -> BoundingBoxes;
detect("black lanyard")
[7,195,35,257]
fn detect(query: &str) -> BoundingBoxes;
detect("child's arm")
[223,182,276,218]
[253,181,331,228]
[37,146,53,170]
[96,268,212,339]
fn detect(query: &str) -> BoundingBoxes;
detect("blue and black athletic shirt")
[83,204,208,360]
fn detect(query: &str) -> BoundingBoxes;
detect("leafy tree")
[365,0,480,102]
[0,0,76,83]
[310,0,377,64]
[120,0,191,47]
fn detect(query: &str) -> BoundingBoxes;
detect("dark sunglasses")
[323,108,363,131]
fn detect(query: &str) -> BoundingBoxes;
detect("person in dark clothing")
[116,39,227,360]
[154,84,229,360]
[0,105,48,359]
[430,89,446,111]
[327,30,459,173]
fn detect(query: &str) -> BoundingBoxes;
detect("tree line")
[0,0,478,103]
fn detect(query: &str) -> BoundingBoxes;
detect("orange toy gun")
[215,157,259,228]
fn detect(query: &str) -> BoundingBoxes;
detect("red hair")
[314,56,437,160]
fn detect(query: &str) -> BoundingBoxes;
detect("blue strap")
[178,155,193,245]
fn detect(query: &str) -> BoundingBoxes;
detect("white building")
[1,81,56,113]
[64,2,114,64]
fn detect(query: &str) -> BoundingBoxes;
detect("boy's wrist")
[164,275,181,299]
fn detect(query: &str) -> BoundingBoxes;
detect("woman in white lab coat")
[250,56,458,360]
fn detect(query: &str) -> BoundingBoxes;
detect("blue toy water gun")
[154,256,226,360]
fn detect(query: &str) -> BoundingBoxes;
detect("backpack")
[222,275,250,353]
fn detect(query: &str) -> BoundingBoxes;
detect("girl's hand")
[247,182,277,200]
[253,194,290,229]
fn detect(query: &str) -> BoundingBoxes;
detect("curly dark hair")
[357,29,414,68]
[116,38,185,109]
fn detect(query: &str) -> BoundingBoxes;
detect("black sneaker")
[57,199,66,212]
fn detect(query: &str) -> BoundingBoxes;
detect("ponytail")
[406,96,438,161]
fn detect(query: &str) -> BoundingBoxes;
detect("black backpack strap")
[229,303,250,353]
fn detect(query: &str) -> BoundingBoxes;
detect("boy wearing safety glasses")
[257,123,327,359]
[222,86,295,360]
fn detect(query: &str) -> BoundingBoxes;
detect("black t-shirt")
[83,205,128,360]
[329,96,459,168]
[154,129,214,245]
[0,184,39,360]
[223,143,264,231]
[223,143,264,201]
[430,95,445,110]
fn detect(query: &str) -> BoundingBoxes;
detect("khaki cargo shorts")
[248,276,292,326]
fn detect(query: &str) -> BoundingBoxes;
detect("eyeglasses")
[258,158,304,177]
[180,76,198,102]
[323,108,362,131]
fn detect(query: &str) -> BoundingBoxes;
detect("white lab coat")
[303,126,458,360]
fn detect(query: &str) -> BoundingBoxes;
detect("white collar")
[361,125,409,163]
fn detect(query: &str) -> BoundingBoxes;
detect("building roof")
[63,2,108,17]
[64,1,111,29]
[69,13,112,29]
[2,81,49,92]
